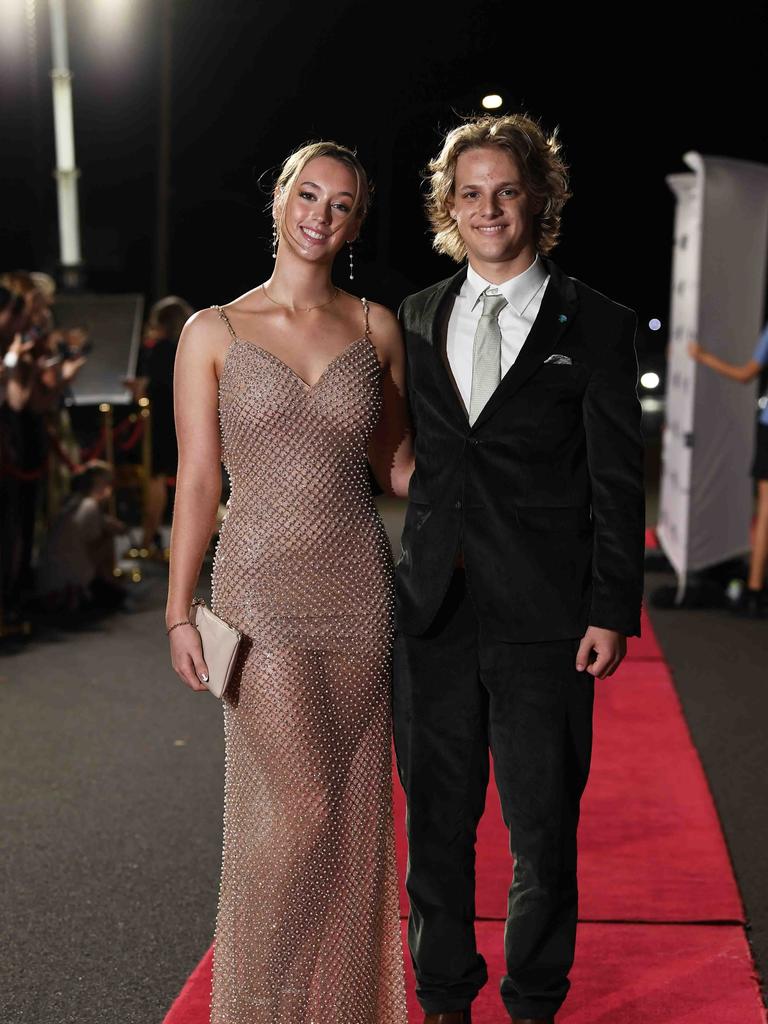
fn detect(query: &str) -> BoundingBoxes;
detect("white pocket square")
[543,353,573,365]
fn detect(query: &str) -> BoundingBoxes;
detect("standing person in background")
[124,295,193,556]
[394,113,645,1024]
[689,325,768,617]
[0,272,48,614]
[1,284,27,624]
[1,274,91,624]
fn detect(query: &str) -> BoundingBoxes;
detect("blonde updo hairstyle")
[425,113,571,262]
[272,141,371,245]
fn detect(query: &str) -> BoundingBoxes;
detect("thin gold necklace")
[261,283,339,312]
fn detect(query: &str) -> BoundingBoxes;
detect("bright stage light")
[89,0,133,43]
[0,0,27,64]
[648,318,662,331]
[482,94,503,110]
[640,372,660,390]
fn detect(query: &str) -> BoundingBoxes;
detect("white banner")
[657,152,768,593]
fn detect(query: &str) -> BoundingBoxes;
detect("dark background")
[2,0,768,362]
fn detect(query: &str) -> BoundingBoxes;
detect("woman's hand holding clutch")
[168,618,210,692]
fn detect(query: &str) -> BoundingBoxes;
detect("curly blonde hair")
[272,140,370,239]
[425,113,571,261]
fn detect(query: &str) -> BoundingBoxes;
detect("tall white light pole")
[49,0,83,287]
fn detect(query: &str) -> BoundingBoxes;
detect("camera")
[56,335,93,360]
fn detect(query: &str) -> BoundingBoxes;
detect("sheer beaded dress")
[208,300,407,1024]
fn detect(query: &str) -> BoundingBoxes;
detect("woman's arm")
[165,310,226,690]
[366,303,414,498]
[688,340,763,383]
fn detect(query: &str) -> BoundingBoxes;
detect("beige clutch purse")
[189,598,242,698]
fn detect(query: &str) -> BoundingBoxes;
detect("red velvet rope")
[115,417,145,452]
[1,413,148,479]
[0,456,49,481]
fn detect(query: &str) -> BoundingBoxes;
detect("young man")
[393,114,645,1024]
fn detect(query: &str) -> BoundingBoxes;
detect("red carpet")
[166,922,765,1024]
[409,922,767,1024]
[163,579,765,1022]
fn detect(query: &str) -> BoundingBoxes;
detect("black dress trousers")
[392,570,595,1020]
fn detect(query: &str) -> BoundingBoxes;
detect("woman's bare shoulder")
[364,299,403,360]
[176,307,231,363]
[365,298,399,327]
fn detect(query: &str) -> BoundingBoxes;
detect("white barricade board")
[658,153,768,593]
[53,292,145,406]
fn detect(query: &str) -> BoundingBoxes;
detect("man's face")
[448,146,542,267]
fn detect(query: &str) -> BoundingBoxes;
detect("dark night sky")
[2,0,768,364]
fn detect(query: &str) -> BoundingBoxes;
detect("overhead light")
[648,318,662,331]
[482,94,503,110]
[640,371,660,390]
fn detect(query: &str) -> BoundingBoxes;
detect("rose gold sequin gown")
[208,301,407,1024]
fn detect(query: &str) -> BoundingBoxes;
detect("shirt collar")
[466,255,548,316]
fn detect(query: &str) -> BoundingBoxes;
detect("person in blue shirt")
[689,324,768,617]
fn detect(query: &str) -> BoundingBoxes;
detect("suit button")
[454,499,462,509]
[468,438,478,446]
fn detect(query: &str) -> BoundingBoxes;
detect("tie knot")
[481,290,508,318]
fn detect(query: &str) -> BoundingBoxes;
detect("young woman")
[689,326,768,616]
[166,142,412,1023]
[123,294,194,556]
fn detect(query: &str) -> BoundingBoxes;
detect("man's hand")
[575,626,627,678]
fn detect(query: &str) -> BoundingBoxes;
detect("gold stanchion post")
[98,402,115,516]
[139,396,151,558]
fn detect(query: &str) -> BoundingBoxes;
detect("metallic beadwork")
[208,301,406,1023]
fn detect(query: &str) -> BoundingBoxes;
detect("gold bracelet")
[166,619,192,635]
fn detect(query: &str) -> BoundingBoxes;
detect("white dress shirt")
[446,256,550,415]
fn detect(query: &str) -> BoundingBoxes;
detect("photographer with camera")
[0,271,91,623]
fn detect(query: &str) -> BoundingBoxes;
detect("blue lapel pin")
[558,313,568,323]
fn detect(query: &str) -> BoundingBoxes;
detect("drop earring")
[272,222,277,259]
[348,241,355,281]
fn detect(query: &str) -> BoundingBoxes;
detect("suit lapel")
[471,256,579,431]
[419,267,468,423]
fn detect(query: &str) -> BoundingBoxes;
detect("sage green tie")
[469,290,508,425]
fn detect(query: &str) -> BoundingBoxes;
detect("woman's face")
[276,155,362,267]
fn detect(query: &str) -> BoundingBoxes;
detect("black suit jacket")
[395,256,645,640]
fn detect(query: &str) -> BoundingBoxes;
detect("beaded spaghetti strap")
[361,296,370,339]
[213,304,237,340]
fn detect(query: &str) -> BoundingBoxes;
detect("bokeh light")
[0,0,29,69]
[89,0,134,36]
